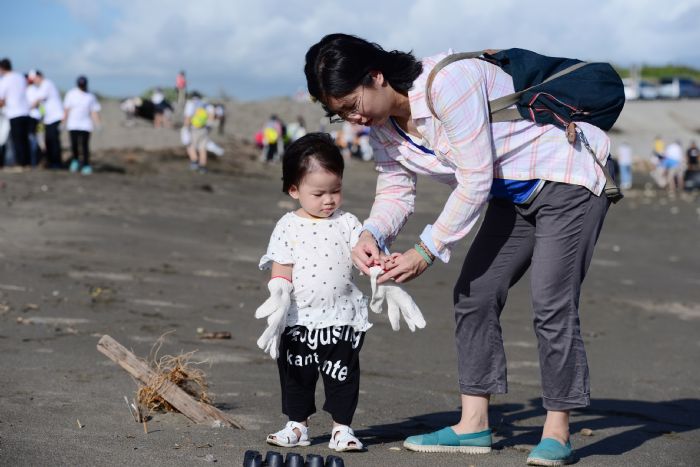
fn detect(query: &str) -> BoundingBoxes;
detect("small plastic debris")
[389,447,401,451]
[77,419,84,429]
[204,454,216,463]
[580,428,594,436]
[197,329,231,340]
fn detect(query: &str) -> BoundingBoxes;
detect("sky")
[3,0,700,100]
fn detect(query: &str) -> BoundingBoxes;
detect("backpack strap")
[425,50,491,119]
[424,51,622,203]
[426,52,590,122]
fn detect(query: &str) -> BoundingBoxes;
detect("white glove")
[255,277,293,359]
[369,266,426,332]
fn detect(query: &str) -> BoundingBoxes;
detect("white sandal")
[328,425,364,452]
[266,421,311,447]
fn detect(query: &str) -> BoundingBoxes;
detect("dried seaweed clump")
[136,337,211,414]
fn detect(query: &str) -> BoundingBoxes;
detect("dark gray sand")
[1,137,699,466]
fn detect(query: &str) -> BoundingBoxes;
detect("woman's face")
[326,72,395,127]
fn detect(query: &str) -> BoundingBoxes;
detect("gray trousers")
[453,180,610,410]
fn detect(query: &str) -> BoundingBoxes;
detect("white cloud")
[50,0,700,98]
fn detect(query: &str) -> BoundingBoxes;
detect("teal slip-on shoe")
[526,438,574,466]
[403,427,492,453]
[69,159,80,173]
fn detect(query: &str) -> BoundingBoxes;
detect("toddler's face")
[289,168,343,219]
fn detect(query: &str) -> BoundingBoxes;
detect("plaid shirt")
[363,51,611,263]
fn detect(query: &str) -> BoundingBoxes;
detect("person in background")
[262,115,284,163]
[617,141,633,190]
[0,58,31,167]
[28,70,64,169]
[215,103,226,135]
[649,136,667,188]
[176,70,187,109]
[652,135,665,163]
[151,87,170,129]
[663,140,684,196]
[63,75,101,175]
[25,73,44,167]
[686,140,699,171]
[286,115,307,143]
[183,91,209,173]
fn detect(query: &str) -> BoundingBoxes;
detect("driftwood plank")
[97,334,243,429]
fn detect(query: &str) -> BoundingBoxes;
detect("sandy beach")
[0,98,699,466]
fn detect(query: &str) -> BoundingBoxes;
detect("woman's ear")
[369,70,386,87]
[288,185,300,200]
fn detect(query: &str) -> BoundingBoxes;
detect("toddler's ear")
[288,185,300,200]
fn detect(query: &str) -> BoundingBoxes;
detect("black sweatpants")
[27,117,44,167]
[69,130,91,166]
[9,116,31,167]
[277,325,365,425]
[44,121,63,169]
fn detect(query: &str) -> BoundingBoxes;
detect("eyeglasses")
[328,86,364,124]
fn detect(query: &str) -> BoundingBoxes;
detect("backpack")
[191,106,208,129]
[263,126,279,144]
[425,48,625,203]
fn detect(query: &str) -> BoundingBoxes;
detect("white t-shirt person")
[34,78,64,125]
[0,71,30,119]
[259,210,371,332]
[63,88,101,131]
[25,84,42,120]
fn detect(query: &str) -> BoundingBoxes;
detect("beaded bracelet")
[419,241,436,262]
[414,243,433,266]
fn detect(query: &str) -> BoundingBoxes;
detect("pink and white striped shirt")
[363,51,611,263]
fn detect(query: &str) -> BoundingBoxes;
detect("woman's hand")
[377,248,430,284]
[352,230,381,275]
[378,252,402,271]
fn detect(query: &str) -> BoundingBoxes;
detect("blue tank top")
[389,118,543,204]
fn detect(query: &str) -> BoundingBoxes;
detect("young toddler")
[255,133,424,452]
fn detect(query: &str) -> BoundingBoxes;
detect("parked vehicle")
[638,80,660,100]
[623,78,639,100]
[658,77,700,99]
[622,79,659,100]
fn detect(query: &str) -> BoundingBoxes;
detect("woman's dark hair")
[304,33,423,115]
[77,75,88,91]
[282,132,344,193]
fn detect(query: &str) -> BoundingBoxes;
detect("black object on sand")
[325,455,345,467]
[243,450,262,467]
[305,453,324,467]
[284,452,304,467]
[264,450,284,467]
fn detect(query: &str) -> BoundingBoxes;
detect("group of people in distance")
[0,58,100,174]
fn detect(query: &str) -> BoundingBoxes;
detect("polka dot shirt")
[259,210,371,332]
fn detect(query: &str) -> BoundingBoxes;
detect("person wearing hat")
[28,70,64,169]
[0,58,31,167]
[63,75,101,174]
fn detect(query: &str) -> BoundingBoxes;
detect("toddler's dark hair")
[282,132,344,193]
